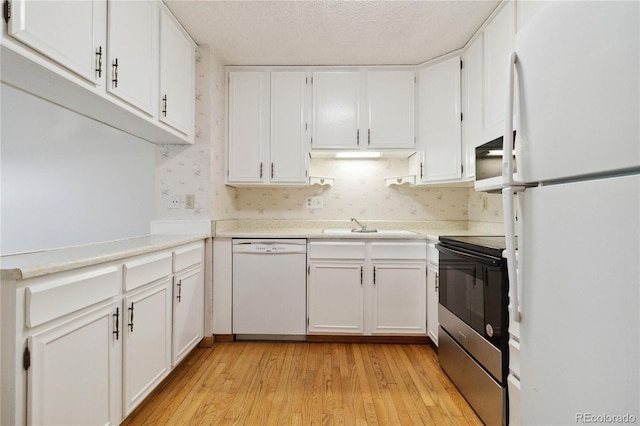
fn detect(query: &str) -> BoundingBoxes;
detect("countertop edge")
[1,234,209,281]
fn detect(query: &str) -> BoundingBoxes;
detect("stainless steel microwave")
[474,132,516,192]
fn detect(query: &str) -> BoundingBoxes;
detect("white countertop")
[1,234,208,281]
[213,219,504,242]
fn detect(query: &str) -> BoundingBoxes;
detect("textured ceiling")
[164,0,501,66]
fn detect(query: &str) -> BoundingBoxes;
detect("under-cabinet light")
[334,151,382,159]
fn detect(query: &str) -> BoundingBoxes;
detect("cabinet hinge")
[305,77,308,84]
[3,0,10,23]
[311,77,313,84]
[305,123,308,131]
[307,265,310,275]
[310,136,313,146]
[23,345,30,371]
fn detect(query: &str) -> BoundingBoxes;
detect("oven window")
[439,256,485,333]
[439,249,508,348]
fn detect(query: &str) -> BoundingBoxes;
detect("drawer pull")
[113,307,120,340]
[128,302,134,332]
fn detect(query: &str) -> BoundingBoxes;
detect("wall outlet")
[305,196,323,209]
[168,195,181,209]
[185,194,195,209]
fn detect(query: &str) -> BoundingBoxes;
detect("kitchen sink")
[322,229,417,235]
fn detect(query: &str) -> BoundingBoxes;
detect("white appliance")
[494,2,640,424]
[232,239,307,338]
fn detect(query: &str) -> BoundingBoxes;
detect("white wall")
[1,84,155,255]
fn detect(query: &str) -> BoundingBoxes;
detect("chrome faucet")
[351,217,367,232]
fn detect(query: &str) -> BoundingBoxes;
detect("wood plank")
[122,342,483,426]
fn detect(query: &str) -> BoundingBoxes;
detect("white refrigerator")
[499,1,640,424]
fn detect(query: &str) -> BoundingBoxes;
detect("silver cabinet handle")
[95,46,103,78]
[162,94,168,117]
[112,58,119,88]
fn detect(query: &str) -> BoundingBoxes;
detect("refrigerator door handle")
[503,186,522,323]
[503,52,524,187]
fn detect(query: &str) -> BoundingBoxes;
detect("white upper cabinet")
[270,71,309,184]
[227,70,309,185]
[2,0,194,144]
[462,34,483,180]
[227,71,269,183]
[159,6,195,136]
[366,70,416,149]
[311,70,416,151]
[416,56,462,183]
[312,71,360,150]
[107,0,158,116]
[6,0,107,85]
[483,1,515,138]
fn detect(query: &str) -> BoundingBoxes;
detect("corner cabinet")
[159,6,196,136]
[227,70,309,186]
[2,0,196,144]
[307,240,426,336]
[0,240,205,426]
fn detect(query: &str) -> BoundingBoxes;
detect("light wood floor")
[122,341,483,425]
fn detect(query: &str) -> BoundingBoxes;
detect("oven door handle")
[436,245,502,267]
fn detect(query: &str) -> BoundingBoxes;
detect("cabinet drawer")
[25,266,119,328]
[370,242,426,260]
[123,251,172,292]
[173,242,203,272]
[309,241,366,259]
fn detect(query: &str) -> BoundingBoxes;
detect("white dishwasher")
[232,239,307,339]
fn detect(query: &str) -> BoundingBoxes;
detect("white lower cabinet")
[426,242,440,345]
[307,240,427,336]
[122,278,172,416]
[308,261,365,334]
[0,240,205,426]
[371,262,426,335]
[28,299,120,426]
[172,264,204,365]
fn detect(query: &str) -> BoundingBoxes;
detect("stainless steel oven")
[437,236,510,426]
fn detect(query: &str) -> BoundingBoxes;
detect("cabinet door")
[108,0,158,115]
[366,70,415,149]
[427,263,439,345]
[28,300,120,426]
[483,1,515,135]
[159,6,195,136]
[311,71,360,149]
[418,56,462,183]
[308,262,364,334]
[7,0,107,85]
[371,262,426,335]
[122,279,172,416]
[228,71,269,183]
[462,35,483,180]
[270,71,309,184]
[173,265,204,366]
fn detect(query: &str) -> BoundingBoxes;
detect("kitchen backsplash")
[155,46,503,224]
